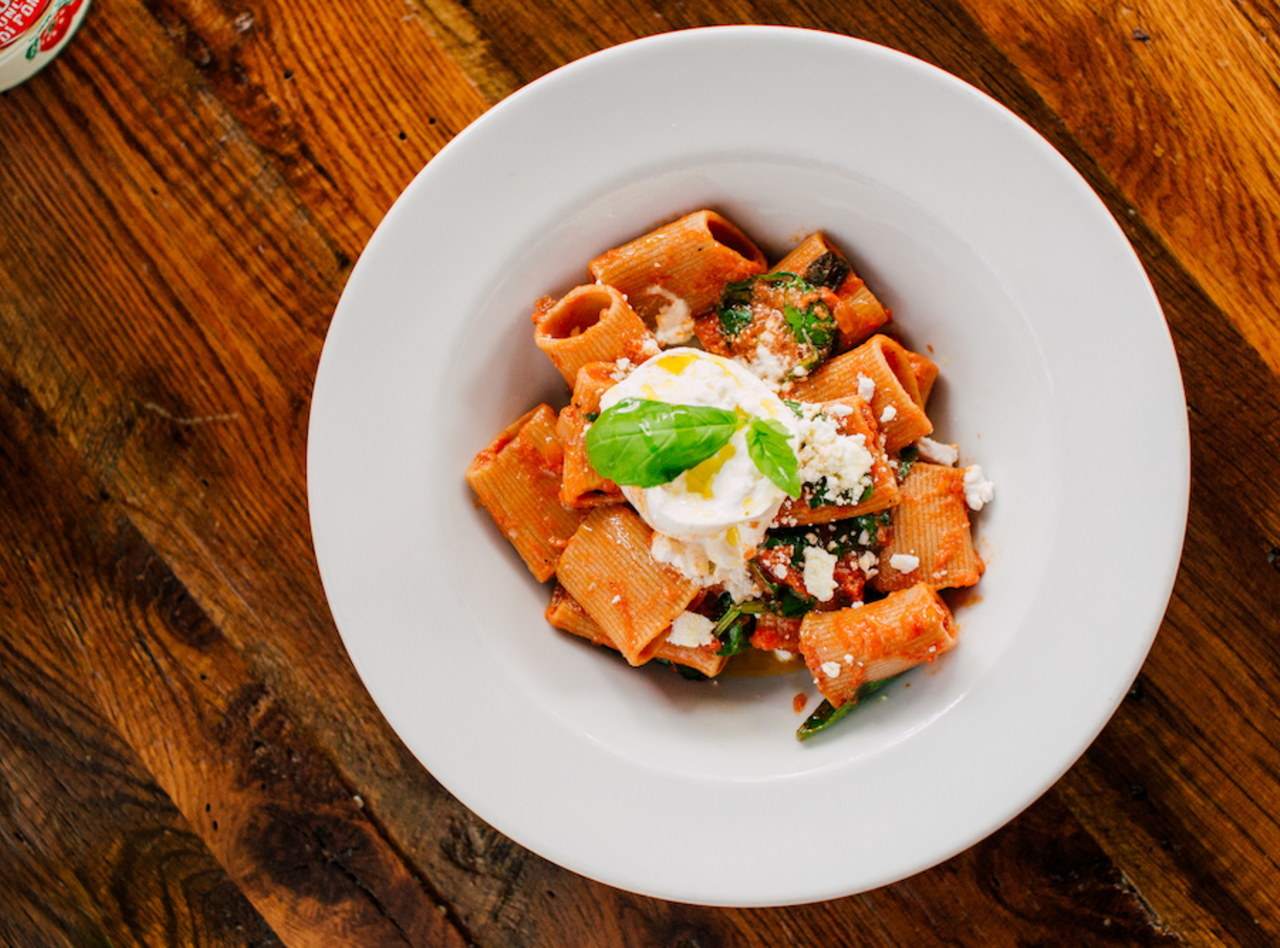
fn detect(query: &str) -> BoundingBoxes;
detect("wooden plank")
[962,0,1280,374]
[0,1,500,941]
[134,0,493,260]
[1,0,1274,943]
[0,370,470,945]
[0,640,279,947]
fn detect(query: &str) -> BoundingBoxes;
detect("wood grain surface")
[2,1,1277,945]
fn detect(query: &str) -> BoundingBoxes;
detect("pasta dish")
[466,210,993,739]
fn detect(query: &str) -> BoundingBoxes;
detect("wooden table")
[2,1,1277,945]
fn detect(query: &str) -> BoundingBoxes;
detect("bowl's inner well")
[440,157,1058,781]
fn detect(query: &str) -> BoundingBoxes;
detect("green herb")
[746,418,801,497]
[849,510,892,546]
[783,399,805,417]
[897,445,919,480]
[777,586,814,618]
[711,599,763,656]
[719,303,754,337]
[584,398,738,487]
[796,673,904,741]
[807,478,832,510]
[584,411,599,422]
[807,477,874,510]
[748,559,778,592]
[717,271,814,339]
[717,276,756,337]
[585,398,802,495]
[782,302,836,354]
[716,622,752,656]
[760,533,805,571]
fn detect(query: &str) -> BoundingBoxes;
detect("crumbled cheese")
[610,594,622,604]
[879,405,897,424]
[774,649,794,661]
[668,611,717,648]
[916,436,959,466]
[826,403,853,418]
[963,465,995,510]
[843,653,854,664]
[856,373,875,402]
[793,402,874,500]
[771,562,789,580]
[803,546,838,601]
[848,600,863,608]
[821,660,843,679]
[646,285,695,346]
[857,550,879,577]
[857,530,870,546]
[889,553,920,573]
[610,357,635,382]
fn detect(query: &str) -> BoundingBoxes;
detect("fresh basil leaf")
[584,398,739,488]
[746,417,800,497]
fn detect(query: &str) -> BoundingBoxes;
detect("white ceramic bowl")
[308,26,1188,905]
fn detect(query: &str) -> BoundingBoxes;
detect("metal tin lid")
[0,0,52,52]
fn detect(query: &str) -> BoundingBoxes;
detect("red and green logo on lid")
[0,0,52,51]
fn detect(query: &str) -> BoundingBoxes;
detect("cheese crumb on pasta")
[668,611,718,648]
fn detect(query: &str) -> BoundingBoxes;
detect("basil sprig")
[585,398,800,496]
[744,417,801,497]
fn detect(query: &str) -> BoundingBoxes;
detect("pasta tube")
[799,583,956,707]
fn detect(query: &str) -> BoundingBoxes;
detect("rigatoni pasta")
[466,404,585,582]
[556,361,625,507]
[798,583,957,708]
[533,284,656,385]
[874,463,983,591]
[789,334,933,452]
[588,210,767,336]
[556,506,703,665]
[467,208,994,740]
